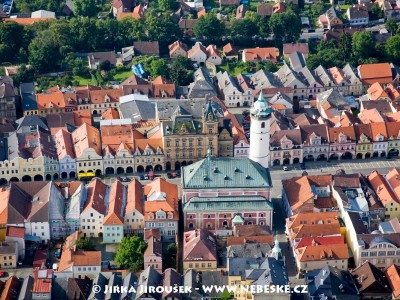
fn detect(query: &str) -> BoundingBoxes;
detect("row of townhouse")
[0,176,178,245]
[0,96,249,183]
[282,170,400,271]
[270,119,400,165]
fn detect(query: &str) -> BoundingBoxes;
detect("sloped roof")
[183,229,217,261]
[385,264,400,298]
[125,179,144,215]
[103,180,124,226]
[182,156,272,189]
[352,261,391,295]
[368,170,398,206]
[82,178,107,215]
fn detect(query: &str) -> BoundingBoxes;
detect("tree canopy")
[194,14,226,44]
[114,236,146,272]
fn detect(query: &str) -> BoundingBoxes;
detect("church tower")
[249,92,272,168]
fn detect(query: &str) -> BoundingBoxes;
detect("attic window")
[203,175,208,181]
[213,167,218,173]
[234,167,239,172]
[246,175,251,179]
[224,175,229,180]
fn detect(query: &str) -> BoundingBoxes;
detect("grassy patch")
[113,68,134,81]
[339,4,351,10]
[218,64,248,76]
[72,75,97,86]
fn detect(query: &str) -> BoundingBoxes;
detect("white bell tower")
[249,92,272,169]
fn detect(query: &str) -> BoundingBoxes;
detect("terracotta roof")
[72,251,101,266]
[101,108,120,120]
[290,223,341,241]
[73,110,92,126]
[36,92,65,110]
[328,126,356,142]
[54,181,82,198]
[183,229,217,261]
[83,178,107,215]
[4,18,51,25]
[103,180,124,226]
[89,88,123,104]
[358,108,386,124]
[134,138,163,154]
[72,123,102,157]
[54,129,75,160]
[368,170,398,206]
[329,67,348,85]
[282,176,314,212]
[369,122,388,141]
[385,264,400,298]
[168,40,188,56]
[144,178,178,221]
[233,224,272,237]
[385,121,400,138]
[283,43,309,55]
[385,83,400,100]
[296,244,349,262]
[188,42,207,59]
[296,236,344,249]
[352,261,391,295]
[32,268,52,294]
[227,236,273,246]
[243,47,278,62]
[58,231,78,272]
[287,212,339,230]
[5,226,24,239]
[367,82,389,100]
[354,123,373,141]
[125,179,144,215]
[144,228,161,240]
[236,4,248,19]
[386,168,400,200]
[222,43,238,56]
[151,76,175,98]
[358,63,392,84]
[100,124,136,151]
[0,277,21,300]
[206,44,222,59]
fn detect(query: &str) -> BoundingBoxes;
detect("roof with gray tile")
[184,196,272,211]
[182,156,272,189]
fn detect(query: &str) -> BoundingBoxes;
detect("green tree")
[338,32,353,61]
[75,237,96,251]
[307,48,344,69]
[28,30,61,73]
[170,55,194,86]
[219,290,232,300]
[158,0,174,11]
[269,11,301,42]
[13,65,34,86]
[0,22,25,62]
[118,17,146,42]
[145,10,182,43]
[164,243,177,269]
[370,3,384,20]
[150,58,169,78]
[229,18,257,46]
[74,0,98,17]
[385,17,398,35]
[352,31,375,62]
[385,35,400,64]
[194,14,225,44]
[114,236,146,272]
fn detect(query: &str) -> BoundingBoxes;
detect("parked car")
[148,170,154,180]
[0,271,5,277]
[121,177,131,182]
[139,174,145,180]
[55,250,61,259]
[300,163,306,170]
[283,166,289,171]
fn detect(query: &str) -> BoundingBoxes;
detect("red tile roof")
[125,179,144,216]
[83,178,107,215]
[32,268,52,294]
[295,236,344,249]
[385,264,400,298]
[5,226,24,239]
[183,229,217,261]
[368,170,398,206]
[103,180,124,226]
[296,244,349,262]
[243,47,278,62]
